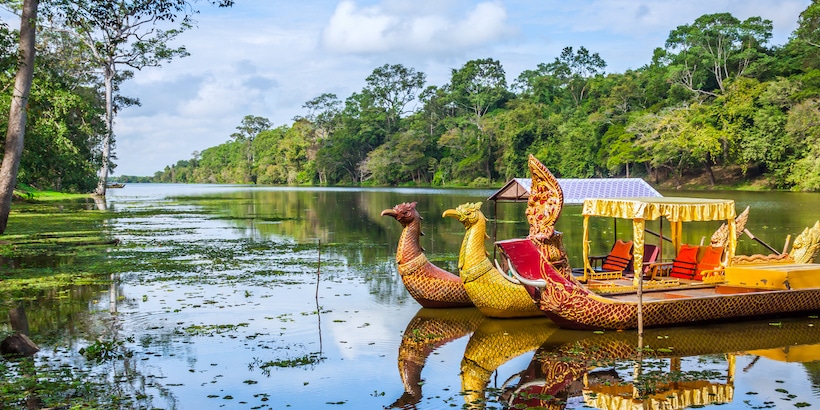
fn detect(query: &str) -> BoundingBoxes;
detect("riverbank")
[12,184,93,202]
[651,165,777,191]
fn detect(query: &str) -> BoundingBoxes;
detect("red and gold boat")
[498,155,820,330]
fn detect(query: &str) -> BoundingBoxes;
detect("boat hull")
[398,253,473,308]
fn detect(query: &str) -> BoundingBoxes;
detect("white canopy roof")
[488,177,662,204]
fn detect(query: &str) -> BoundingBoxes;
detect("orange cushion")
[695,246,723,279]
[602,240,633,271]
[670,260,697,279]
[610,240,633,259]
[676,244,699,263]
[670,244,699,279]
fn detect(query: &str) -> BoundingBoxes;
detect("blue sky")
[110,0,812,176]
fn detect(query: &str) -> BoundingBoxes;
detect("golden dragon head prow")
[711,206,750,247]
[790,220,820,264]
[525,154,563,243]
[442,202,487,230]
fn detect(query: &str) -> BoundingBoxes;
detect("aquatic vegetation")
[79,337,134,362]
[183,323,250,336]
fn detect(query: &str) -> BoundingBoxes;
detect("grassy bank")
[1,189,115,295]
[12,184,94,202]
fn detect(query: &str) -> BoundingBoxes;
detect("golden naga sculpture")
[711,206,750,248]
[731,220,819,265]
[523,154,571,276]
[442,202,542,318]
[790,220,820,264]
[381,202,473,308]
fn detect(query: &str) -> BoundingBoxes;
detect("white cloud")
[321,0,511,54]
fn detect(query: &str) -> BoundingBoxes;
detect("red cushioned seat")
[588,240,633,274]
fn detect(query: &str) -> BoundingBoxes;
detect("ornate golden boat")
[443,202,542,318]
[498,155,820,330]
[504,317,820,409]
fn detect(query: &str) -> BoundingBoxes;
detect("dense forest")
[3,4,820,192]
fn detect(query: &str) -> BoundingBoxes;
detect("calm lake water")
[3,183,820,409]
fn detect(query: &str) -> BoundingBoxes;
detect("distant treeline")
[133,7,820,191]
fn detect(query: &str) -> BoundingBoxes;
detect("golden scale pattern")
[447,202,542,318]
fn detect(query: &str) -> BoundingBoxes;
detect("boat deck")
[586,278,773,302]
[585,263,820,302]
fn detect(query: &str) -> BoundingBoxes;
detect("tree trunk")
[0,0,39,234]
[95,67,115,196]
[705,159,716,187]
[9,305,30,336]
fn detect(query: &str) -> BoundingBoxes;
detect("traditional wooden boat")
[498,155,820,330]
[442,202,542,318]
[382,202,473,308]
[106,182,125,188]
[505,317,820,409]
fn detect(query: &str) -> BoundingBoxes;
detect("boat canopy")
[581,197,737,286]
[488,178,662,204]
[582,197,736,222]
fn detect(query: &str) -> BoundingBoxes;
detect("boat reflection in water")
[461,316,558,407]
[390,309,820,409]
[389,308,558,409]
[505,316,820,409]
[389,308,485,408]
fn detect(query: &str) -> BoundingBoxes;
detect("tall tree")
[786,99,820,190]
[665,13,772,95]
[449,58,509,181]
[795,0,820,48]
[50,0,234,196]
[450,58,508,129]
[0,0,38,234]
[363,63,425,133]
[549,46,607,107]
[302,92,341,138]
[230,115,271,184]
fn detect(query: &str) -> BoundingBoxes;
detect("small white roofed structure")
[488,177,662,204]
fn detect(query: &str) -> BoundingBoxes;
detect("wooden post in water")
[315,239,323,353]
